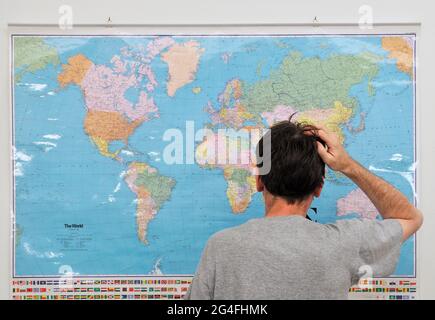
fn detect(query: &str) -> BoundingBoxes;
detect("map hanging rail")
[7,22,422,28]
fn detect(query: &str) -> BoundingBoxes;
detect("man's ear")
[314,181,324,198]
[256,175,264,192]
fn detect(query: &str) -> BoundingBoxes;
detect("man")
[185,120,423,300]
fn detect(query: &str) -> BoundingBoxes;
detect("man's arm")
[314,126,423,241]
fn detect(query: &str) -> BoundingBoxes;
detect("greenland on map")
[12,33,416,277]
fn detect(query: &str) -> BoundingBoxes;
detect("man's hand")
[314,126,354,173]
[311,125,422,241]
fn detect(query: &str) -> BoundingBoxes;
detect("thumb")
[316,141,330,161]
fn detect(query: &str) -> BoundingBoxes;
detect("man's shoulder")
[324,218,403,242]
[209,224,244,243]
[323,218,370,235]
[327,217,398,230]
[208,219,256,245]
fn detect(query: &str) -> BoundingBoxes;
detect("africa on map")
[12,34,416,277]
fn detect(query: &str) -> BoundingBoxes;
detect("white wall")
[1,0,434,299]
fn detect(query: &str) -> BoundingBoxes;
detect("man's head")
[256,118,325,204]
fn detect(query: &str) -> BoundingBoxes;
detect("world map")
[12,34,415,277]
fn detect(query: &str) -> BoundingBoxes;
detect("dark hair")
[256,116,325,204]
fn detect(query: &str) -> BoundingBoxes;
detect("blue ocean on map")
[13,35,415,277]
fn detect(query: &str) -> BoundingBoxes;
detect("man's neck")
[264,193,312,218]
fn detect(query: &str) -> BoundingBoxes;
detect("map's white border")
[8,25,419,282]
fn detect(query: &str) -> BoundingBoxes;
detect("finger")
[314,127,335,146]
[304,124,329,138]
[302,124,335,146]
[314,124,331,135]
[316,141,330,160]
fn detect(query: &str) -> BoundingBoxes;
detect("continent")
[56,40,179,246]
[261,101,353,142]
[205,79,255,129]
[14,37,59,81]
[224,167,257,213]
[124,162,175,245]
[161,41,204,97]
[196,130,258,213]
[382,36,414,76]
[58,53,159,160]
[337,188,378,219]
[241,51,380,117]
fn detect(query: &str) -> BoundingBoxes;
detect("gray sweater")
[185,215,402,300]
